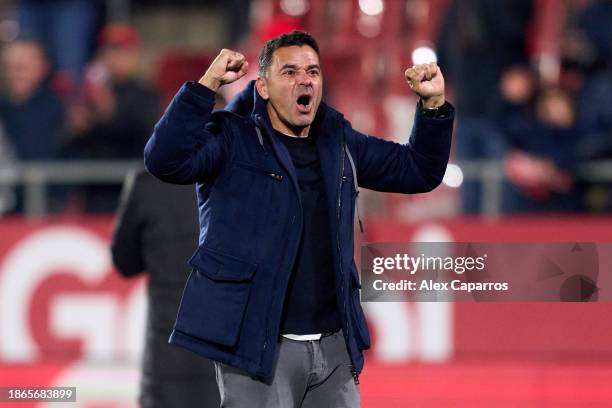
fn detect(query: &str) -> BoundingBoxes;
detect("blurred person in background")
[65,23,160,212]
[491,65,535,212]
[67,23,160,160]
[502,86,581,212]
[0,122,17,215]
[563,0,612,212]
[0,39,65,161]
[495,65,537,124]
[111,169,220,408]
[16,0,104,91]
[575,60,612,212]
[222,0,252,47]
[0,39,66,214]
[563,0,612,76]
[437,0,534,214]
[144,31,453,407]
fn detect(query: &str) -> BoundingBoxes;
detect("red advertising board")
[0,215,611,406]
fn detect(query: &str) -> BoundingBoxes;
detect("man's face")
[2,42,48,102]
[256,45,322,136]
[101,46,140,82]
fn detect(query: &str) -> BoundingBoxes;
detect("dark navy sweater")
[275,129,342,335]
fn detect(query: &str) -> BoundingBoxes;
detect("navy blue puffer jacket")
[144,80,454,384]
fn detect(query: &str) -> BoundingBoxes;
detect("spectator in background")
[16,0,103,90]
[437,0,534,213]
[575,62,612,212]
[571,0,612,75]
[0,40,65,161]
[563,0,612,213]
[222,0,252,47]
[111,170,220,408]
[65,23,160,212]
[502,86,581,212]
[577,69,612,162]
[67,23,160,159]
[495,65,537,123]
[0,123,17,215]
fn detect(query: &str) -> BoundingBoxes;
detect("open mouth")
[296,94,312,113]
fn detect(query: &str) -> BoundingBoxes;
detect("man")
[0,39,65,213]
[0,39,64,161]
[145,31,454,407]
[68,23,160,160]
[66,23,160,212]
[111,170,220,408]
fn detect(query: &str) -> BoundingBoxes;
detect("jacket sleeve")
[144,81,230,185]
[348,102,455,193]
[111,171,146,277]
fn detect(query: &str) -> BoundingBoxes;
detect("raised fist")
[405,63,445,109]
[199,49,249,92]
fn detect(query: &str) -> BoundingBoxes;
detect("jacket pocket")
[174,246,257,347]
[349,263,371,350]
[234,160,283,182]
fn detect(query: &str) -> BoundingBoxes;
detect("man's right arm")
[144,82,227,184]
[144,49,248,185]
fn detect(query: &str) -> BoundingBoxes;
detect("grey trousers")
[214,330,361,408]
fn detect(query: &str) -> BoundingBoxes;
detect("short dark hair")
[258,30,320,76]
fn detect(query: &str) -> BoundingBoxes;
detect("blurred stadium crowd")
[0,0,610,216]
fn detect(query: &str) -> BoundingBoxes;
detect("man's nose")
[296,70,312,85]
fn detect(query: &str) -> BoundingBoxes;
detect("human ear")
[256,77,269,101]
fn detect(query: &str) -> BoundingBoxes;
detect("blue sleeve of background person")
[144,81,230,185]
[347,103,455,193]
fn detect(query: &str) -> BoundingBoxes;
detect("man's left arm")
[348,63,455,193]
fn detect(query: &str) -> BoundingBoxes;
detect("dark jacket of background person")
[578,69,612,161]
[0,40,65,161]
[576,0,612,74]
[144,80,454,383]
[65,76,160,212]
[69,79,160,159]
[66,23,160,160]
[437,0,533,117]
[111,170,220,408]
[437,0,533,213]
[63,24,160,213]
[0,84,64,161]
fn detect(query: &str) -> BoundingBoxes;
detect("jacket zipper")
[255,119,302,373]
[338,139,360,386]
[255,120,271,364]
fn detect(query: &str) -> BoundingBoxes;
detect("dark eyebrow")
[280,64,298,71]
[279,64,321,71]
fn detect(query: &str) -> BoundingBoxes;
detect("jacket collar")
[224,80,343,138]
[225,81,346,216]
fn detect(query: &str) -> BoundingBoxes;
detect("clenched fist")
[405,63,445,109]
[199,49,249,92]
